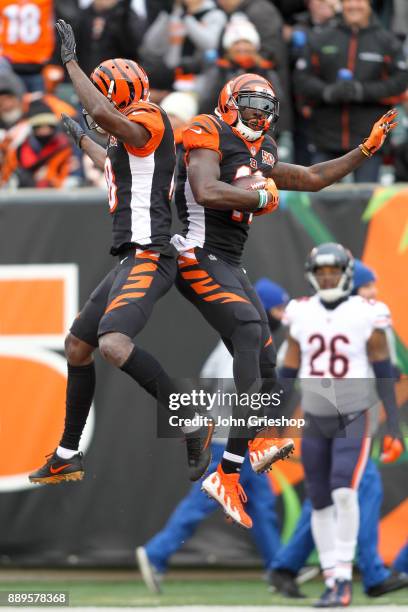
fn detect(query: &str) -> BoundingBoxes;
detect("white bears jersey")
[283,295,391,416]
[284,295,391,379]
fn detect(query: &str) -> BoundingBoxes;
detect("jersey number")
[3,4,41,44]
[104,158,118,213]
[309,333,349,378]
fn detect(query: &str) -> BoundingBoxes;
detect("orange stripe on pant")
[177,250,198,268]
[105,292,146,314]
[122,276,155,290]
[204,292,250,304]
[105,262,158,314]
[130,263,158,274]
[136,249,160,261]
[181,268,249,304]
[351,414,371,489]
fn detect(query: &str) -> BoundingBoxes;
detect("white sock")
[222,450,245,469]
[57,446,78,459]
[332,487,359,581]
[311,505,336,588]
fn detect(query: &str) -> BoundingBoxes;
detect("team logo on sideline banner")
[0,265,94,492]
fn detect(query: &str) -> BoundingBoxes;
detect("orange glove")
[360,108,398,157]
[380,435,404,463]
[254,178,280,216]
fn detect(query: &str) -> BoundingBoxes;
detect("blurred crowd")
[0,0,408,189]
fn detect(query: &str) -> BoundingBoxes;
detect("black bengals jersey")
[105,101,176,256]
[173,113,278,265]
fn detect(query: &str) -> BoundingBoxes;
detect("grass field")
[0,571,407,608]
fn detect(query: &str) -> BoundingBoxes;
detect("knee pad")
[332,487,358,511]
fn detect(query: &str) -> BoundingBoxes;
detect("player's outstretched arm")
[61,113,106,170]
[268,109,398,191]
[56,20,149,150]
[188,148,275,212]
[367,329,404,463]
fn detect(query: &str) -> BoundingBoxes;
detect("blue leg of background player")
[143,443,281,573]
[270,459,395,596]
[356,459,390,590]
[393,542,408,574]
[240,454,281,569]
[144,443,223,573]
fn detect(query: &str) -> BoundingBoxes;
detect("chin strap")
[235,117,263,142]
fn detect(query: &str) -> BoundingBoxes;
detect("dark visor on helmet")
[236,92,279,121]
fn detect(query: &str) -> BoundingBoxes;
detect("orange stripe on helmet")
[90,58,149,109]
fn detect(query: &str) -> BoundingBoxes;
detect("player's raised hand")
[61,113,85,148]
[360,108,398,157]
[254,178,279,217]
[380,434,404,464]
[56,19,78,65]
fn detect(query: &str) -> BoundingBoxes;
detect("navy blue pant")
[145,442,281,572]
[301,411,370,509]
[271,459,390,590]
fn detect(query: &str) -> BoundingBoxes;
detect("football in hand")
[232,175,266,191]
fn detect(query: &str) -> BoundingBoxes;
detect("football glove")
[380,434,404,464]
[61,113,85,148]
[254,178,279,217]
[56,19,78,65]
[360,108,398,157]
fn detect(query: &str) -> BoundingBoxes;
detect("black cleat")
[185,419,215,481]
[366,571,408,597]
[268,569,306,598]
[314,585,337,608]
[29,450,84,485]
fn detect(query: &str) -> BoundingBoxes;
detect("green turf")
[0,579,407,607]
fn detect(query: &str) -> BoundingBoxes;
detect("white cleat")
[248,437,295,473]
[135,546,162,594]
[201,466,252,529]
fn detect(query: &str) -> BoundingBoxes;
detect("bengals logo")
[0,264,94,492]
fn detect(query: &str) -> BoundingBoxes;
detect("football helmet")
[305,242,354,303]
[216,74,279,142]
[84,59,149,132]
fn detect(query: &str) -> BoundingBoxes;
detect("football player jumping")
[281,243,404,607]
[171,73,398,529]
[29,21,214,485]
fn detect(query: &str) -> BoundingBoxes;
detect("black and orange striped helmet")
[90,59,149,110]
[216,74,279,133]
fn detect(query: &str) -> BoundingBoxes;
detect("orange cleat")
[248,436,295,473]
[201,465,253,529]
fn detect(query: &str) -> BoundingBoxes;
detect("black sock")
[221,323,262,473]
[121,345,193,419]
[60,363,96,450]
[221,436,250,473]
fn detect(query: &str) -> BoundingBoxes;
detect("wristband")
[359,142,372,158]
[257,189,269,209]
